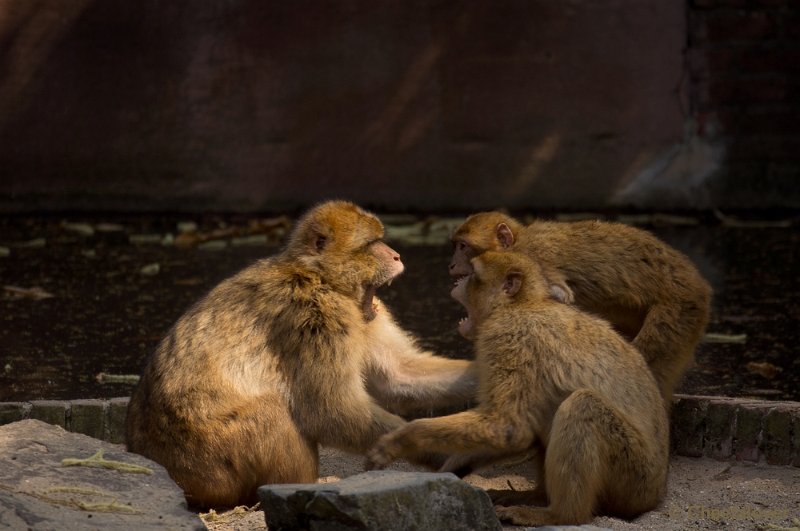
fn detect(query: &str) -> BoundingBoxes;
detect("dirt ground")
[201,448,800,531]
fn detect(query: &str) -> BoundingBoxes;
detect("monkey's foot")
[488,488,547,507]
[494,505,559,526]
[365,442,399,470]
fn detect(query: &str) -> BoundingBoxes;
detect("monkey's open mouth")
[450,276,473,338]
[457,315,473,337]
[362,284,379,321]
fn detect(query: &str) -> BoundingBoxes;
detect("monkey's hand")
[365,432,404,470]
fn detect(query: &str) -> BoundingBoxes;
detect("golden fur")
[450,212,712,402]
[126,200,476,507]
[368,251,669,526]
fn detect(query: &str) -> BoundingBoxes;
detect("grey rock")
[259,470,501,531]
[0,419,204,530]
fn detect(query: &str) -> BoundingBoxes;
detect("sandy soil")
[201,448,800,530]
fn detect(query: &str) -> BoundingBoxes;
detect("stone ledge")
[0,398,129,444]
[1,395,798,466]
[671,394,800,466]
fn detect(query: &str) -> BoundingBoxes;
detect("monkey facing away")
[449,212,712,402]
[367,251,669,526]
[125,200,477,508]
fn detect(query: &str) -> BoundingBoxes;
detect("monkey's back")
[125,255,364,468]
[523,219,710,306]
[476,300,668,454]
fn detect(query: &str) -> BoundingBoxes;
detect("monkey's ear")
[307,224,329,253]
[496,223,515,249]
[548,282,574,304]
[503,270,523,297]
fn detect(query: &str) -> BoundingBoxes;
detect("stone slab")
[0,419,204,530]
[259,470,501,531]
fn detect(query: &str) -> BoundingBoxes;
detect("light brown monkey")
[126,200,477,508]
[367,251,669,526]
[449,212,712,402]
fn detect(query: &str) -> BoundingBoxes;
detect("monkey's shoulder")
[478,302,637,361]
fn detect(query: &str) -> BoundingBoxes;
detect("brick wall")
[687,0,800,208]
[1,395,799,466]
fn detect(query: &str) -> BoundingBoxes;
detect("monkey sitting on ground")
[367,251,669,526]
[449,212,712,402]
[125,200,477,508]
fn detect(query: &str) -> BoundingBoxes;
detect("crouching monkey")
[125,200,477,508]
[367,251,669,527]
[450,212,712,402]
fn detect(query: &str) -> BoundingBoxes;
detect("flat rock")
[258,470,501,530]
[0,419,204,530]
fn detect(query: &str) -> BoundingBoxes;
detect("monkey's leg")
[367,410,533,468]
[487,448,548,507]
[499,389,639,526]
[179,395,319,508]
[634,299,709,402]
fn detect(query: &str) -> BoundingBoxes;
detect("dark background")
[0,1,798,402]
[1,0,798,213]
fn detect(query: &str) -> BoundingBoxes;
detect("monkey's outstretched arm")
[366,409,534,469]
[365,317,478,415]
[364,306,478,415]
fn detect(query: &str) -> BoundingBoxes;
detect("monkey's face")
[360,240,404,321]
[449,213,517,280]
[449,238,478,280]
[450,259,495,340]
[287,201,406,322]
[452,252,526,339]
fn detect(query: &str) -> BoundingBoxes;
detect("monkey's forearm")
[372,410,533,467]
[370,357,478,415]
[316,402,407,454]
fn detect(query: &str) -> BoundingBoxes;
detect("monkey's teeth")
[387,278,393,286]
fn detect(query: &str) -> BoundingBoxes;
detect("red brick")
[105,397,130,444]
[670,396,708,457]
[69,399,107,439]
[29,400,69,428]
[762,406,794,465]
[0,402,30,425]
[734,403,765,462]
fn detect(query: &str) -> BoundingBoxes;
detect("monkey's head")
[287,200,404,321]
[449,212,524,280]
[451,251,549,339]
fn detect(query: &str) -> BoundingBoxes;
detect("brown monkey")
[367,251,669,526]
[126,200,477,508]
[450,212,711,402]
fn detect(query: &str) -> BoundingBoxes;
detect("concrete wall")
[0,0,796,212]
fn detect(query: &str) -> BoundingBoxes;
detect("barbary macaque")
[126,200,477,508]
[450,212,712,402]
[367,251,669,526]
